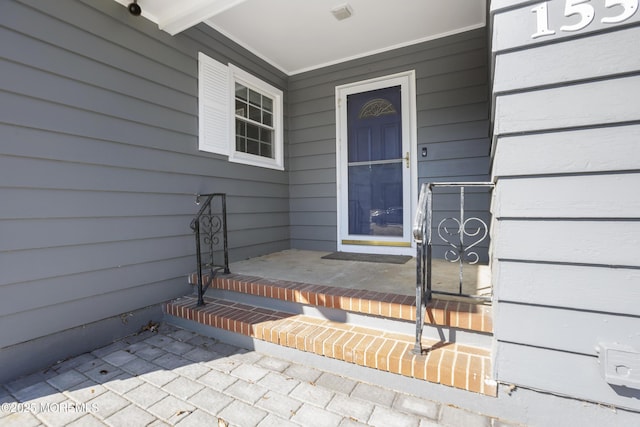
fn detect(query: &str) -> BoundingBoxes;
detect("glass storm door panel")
[347,86,405,238]
[336,71,416,255]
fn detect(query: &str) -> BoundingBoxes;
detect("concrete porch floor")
[228,249,492,299]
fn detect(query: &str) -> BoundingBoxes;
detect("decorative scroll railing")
[190,193,229,306]
[411,182,494,354]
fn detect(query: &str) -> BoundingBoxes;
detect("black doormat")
[321,252,412,264]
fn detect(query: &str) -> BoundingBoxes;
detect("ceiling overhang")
[114,0,487,75]
[114,0,248,35]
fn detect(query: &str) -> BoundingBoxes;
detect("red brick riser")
[189,273,493,334]
[165,296,496,396]
[173,273,497,396]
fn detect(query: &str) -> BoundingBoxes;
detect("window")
[198,53,284,170]
[229,65,283,169]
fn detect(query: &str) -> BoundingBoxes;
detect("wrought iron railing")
[190,193,229,306]
[412,182,494,354]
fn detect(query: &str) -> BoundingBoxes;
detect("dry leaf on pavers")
[218,418,229,427]
[141,321,159,333]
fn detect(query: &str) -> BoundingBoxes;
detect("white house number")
[531,0,638,39]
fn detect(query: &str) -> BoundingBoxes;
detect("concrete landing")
[228,249,492,298]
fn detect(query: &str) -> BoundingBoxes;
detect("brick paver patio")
[0,323,518,426]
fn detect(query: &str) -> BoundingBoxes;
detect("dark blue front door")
[347,86,403,237]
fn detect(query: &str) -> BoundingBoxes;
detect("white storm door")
[336,71,417,255]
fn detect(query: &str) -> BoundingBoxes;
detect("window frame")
[228,64,284,170]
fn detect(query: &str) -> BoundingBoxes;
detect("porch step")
[190,273,493,334]
[164,295,497,396]
[175,272,496,395]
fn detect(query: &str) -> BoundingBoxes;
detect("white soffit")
[114,0,486,76]
[205,0,486,75]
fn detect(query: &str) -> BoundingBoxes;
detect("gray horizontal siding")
[0,258,188,328]
[493,26,640,93]
[497,303,639,356]
[492,2,640,410]
[496,174,640,218]
[495,75,640,134]
[417,157,491,178]
[1,279,178,350]
[496,261,640,316]
[496,342,639,412]
[0,0,289,361]
[495,220,640,266]
[492,125,640,177]
[0,216,191,252]
[492,0,640,52]
[421,139,491,160]
[288,27,491,253]
[288,30,488,93]
[289,183,335,199]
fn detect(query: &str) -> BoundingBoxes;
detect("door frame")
[335,70,418,255]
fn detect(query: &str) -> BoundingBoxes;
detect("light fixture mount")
[331,3,353,21]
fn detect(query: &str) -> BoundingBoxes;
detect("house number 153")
[531,0,638,39]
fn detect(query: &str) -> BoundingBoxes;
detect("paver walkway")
[0,323,516,427]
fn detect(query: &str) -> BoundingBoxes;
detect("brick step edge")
[188,272,493,334]
[165,296,498,397]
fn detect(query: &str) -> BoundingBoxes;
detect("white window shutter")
[198,52,229,155]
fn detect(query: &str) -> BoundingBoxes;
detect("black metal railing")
[190,193,229,306]
[412,182,494,354]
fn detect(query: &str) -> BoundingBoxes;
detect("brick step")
[189,273,493,334]
[164,295,497,396]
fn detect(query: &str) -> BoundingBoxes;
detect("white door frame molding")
[335,70,418,255]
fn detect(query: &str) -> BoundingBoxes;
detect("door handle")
[404,152,410,168]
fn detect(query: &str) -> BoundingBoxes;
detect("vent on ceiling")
[331,3,353,21]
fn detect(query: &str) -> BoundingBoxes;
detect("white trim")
[289,23,486,76]
[198,52,230,156]
[228,64,284,171]
[197,53,284,170]
[203,24,291,75]
[335,70,418,256]
[204,21,486,76]
[161,0,247,35]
